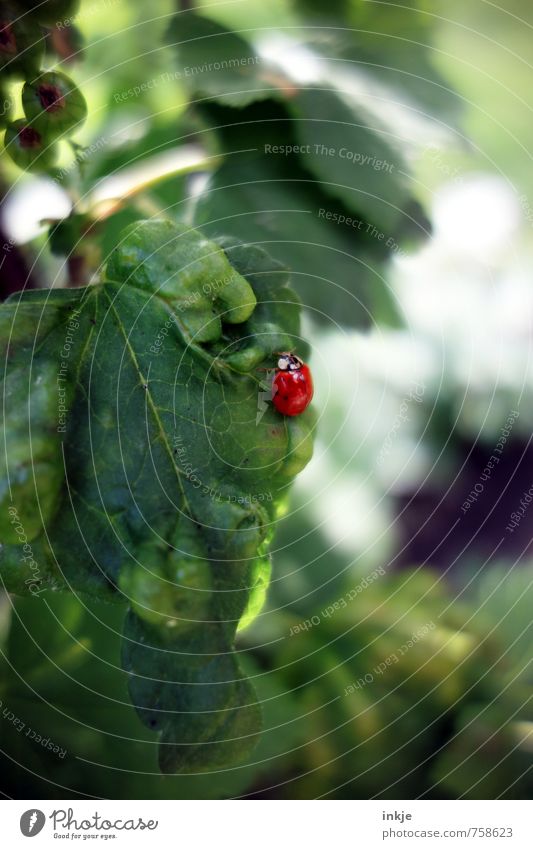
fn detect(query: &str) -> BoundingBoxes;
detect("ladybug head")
[277,352,303,372]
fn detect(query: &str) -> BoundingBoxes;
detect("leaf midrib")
[102,285,192,518]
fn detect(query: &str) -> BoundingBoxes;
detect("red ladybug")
[271,352,313,416]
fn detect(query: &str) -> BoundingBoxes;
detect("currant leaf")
[0,219,315,772]
[166,11,275,107]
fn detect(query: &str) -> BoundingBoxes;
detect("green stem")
[82,147,222,219]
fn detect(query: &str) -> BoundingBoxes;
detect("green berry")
[4,119,58,171]
[0,11,44,78]
[22,70,87,138]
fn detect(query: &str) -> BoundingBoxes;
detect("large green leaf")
[166,12,277,107]
[0,591,303,799]
[291,0,462,127]
[0,219,315,773]
[192,100,408,329]
[164,10,436,329]
[288,87,413,233]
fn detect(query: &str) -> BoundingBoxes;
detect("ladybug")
[271,352,313,416]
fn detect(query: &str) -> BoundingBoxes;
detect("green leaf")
[288,87,412,233]
[122,611,263,773]
[0,592,303,799]
[192,101,405,329]
[167,12,277,107]
[290,0,462,127]
[161,9,437,329]
[0,219,315,773]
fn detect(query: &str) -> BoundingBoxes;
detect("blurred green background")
[0,0,532,799]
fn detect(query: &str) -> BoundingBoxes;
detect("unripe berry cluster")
[1,1,86,172]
